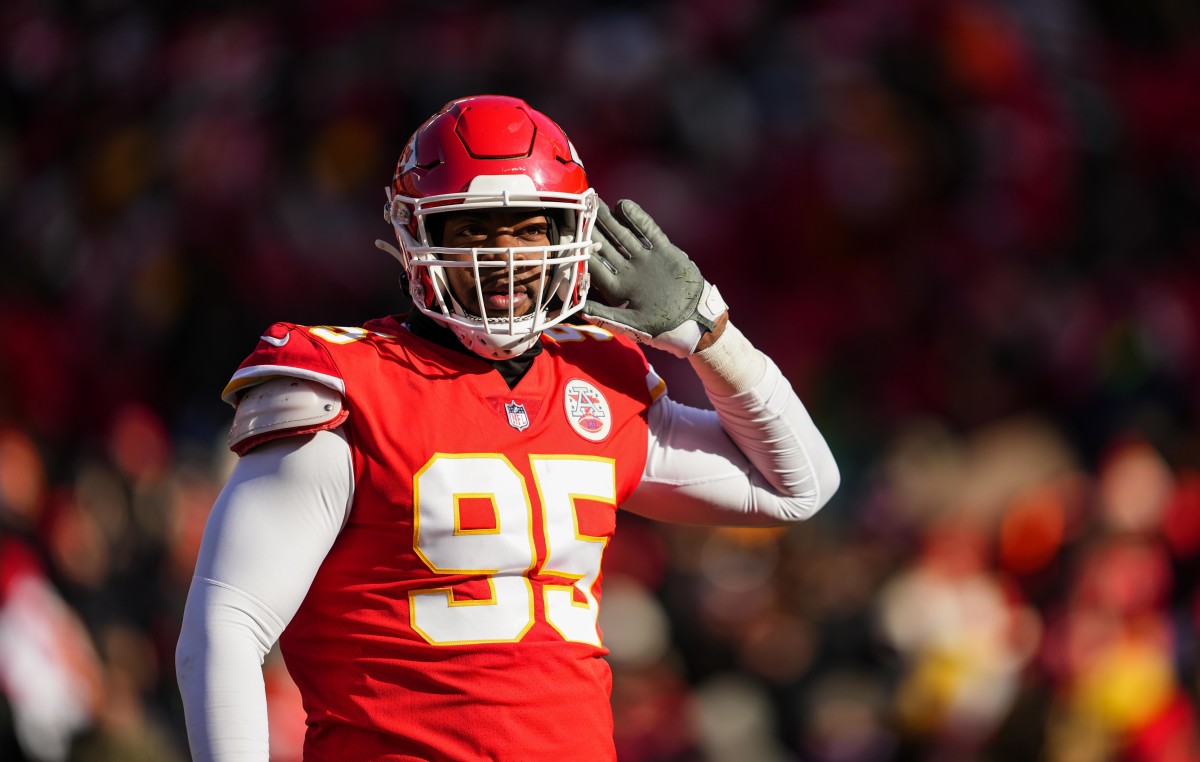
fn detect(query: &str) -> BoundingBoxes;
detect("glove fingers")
[590,202,646,306]
[613,200,661,249]
[581,300,625,323]
[588,225,621,274]
[586,252,624,302]
[595,198,643,259]
[589,221,636,272]
[586,223,636,304]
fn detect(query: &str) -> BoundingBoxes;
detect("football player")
[176,95,840,761]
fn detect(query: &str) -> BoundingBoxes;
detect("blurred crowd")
[2,0,1199,760]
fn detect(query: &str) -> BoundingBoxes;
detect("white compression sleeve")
[176,429,353,761]
[622,323,840,525]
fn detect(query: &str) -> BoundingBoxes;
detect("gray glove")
[583,199,727,357]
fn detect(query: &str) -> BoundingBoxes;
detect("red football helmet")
[383,95,598,359]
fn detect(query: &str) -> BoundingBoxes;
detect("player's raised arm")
[584,198,840,525]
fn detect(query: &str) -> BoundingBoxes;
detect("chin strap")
[374,238,402,262]
[375,237,411,293]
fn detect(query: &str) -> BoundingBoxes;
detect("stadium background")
[2,0,1199,759]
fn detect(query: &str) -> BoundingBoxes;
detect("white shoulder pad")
[229,377,344,450]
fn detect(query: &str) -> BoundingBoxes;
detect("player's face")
[439,210,553,319]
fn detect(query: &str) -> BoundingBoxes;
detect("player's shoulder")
[541,323,644,356]
[542,323,666,404]
[270,318,404,353]
[221,317,408,454]
[226,376,347,455]
[221,317,405,405]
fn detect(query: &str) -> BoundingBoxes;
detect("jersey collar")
[403,310,542,390]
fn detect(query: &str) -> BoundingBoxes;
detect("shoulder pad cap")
[229,377,345,454]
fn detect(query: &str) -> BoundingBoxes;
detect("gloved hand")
[583,198,728,358]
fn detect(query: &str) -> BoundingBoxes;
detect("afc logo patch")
[563,379,611,442]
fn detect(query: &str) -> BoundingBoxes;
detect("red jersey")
[222,315,664,761]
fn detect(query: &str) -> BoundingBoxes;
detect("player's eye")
[516,223,549,241]
[449,223,486,242]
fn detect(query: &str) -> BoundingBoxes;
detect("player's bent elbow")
[811,458,842,514]
[776,460,841,523]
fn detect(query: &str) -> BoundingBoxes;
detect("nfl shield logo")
[505,401,530,431]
